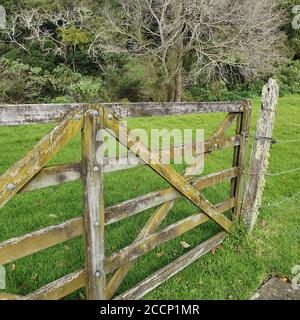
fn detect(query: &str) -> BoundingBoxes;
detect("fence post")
[241,78,279,231]
[82,105,106,299]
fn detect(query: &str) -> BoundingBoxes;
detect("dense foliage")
[0,0,299,103]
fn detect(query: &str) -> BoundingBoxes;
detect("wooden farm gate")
[0,100,251,300]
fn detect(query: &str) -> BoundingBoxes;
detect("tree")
[96,0,286,101]
[2,2,96,70]
[2,0,287,102]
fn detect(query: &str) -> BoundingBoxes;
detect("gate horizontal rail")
[0,102,244,126]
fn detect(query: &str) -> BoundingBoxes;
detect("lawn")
[0,95,299,300]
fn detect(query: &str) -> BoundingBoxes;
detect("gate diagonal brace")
[106,112,237,298]
[101,106,232,233]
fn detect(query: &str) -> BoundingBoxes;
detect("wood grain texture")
[0,102,245,300]
[20,162,82,193]
[0,102,243,126]
[115,231,227,300]
[241,79,279,230]
[81,107,106,300]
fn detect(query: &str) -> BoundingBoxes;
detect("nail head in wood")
[74,114,81,121]
[95,271,101,278]
[6,183,16,190]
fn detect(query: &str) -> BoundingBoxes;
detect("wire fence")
[275,139,300,144]
[251,134,300,210]
[259,191,300,209]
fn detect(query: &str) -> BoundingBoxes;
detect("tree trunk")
[167,82,175,102]
[174,37,184,102]
[167,0,184,102]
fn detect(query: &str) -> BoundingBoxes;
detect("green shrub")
[0,59,109,103]
[0,58,47,103]
[51,96,73,104]
[275,60,300,96]
[69,78,108,102]
[185,80,262,102]
[47,65,82,94]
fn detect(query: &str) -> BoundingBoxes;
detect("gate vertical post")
[82,105,106,300]
[231,100,252,219]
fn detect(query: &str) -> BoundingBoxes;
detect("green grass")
[0,95,299,300]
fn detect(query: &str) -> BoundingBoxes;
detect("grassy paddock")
[0,95,299,300]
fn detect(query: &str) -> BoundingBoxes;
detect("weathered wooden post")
[82,106,106,299]
[241,78,279,231]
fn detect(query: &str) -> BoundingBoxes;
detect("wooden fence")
[0,100,251,300]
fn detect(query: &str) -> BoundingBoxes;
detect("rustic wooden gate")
[0,100,251,300]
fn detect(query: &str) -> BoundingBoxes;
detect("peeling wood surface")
[0,109,83,209]
[81,107,106,300]
[25,270,85,300]
[0,102,243,126]
[242,79,279,230]
[115,231,227,300]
